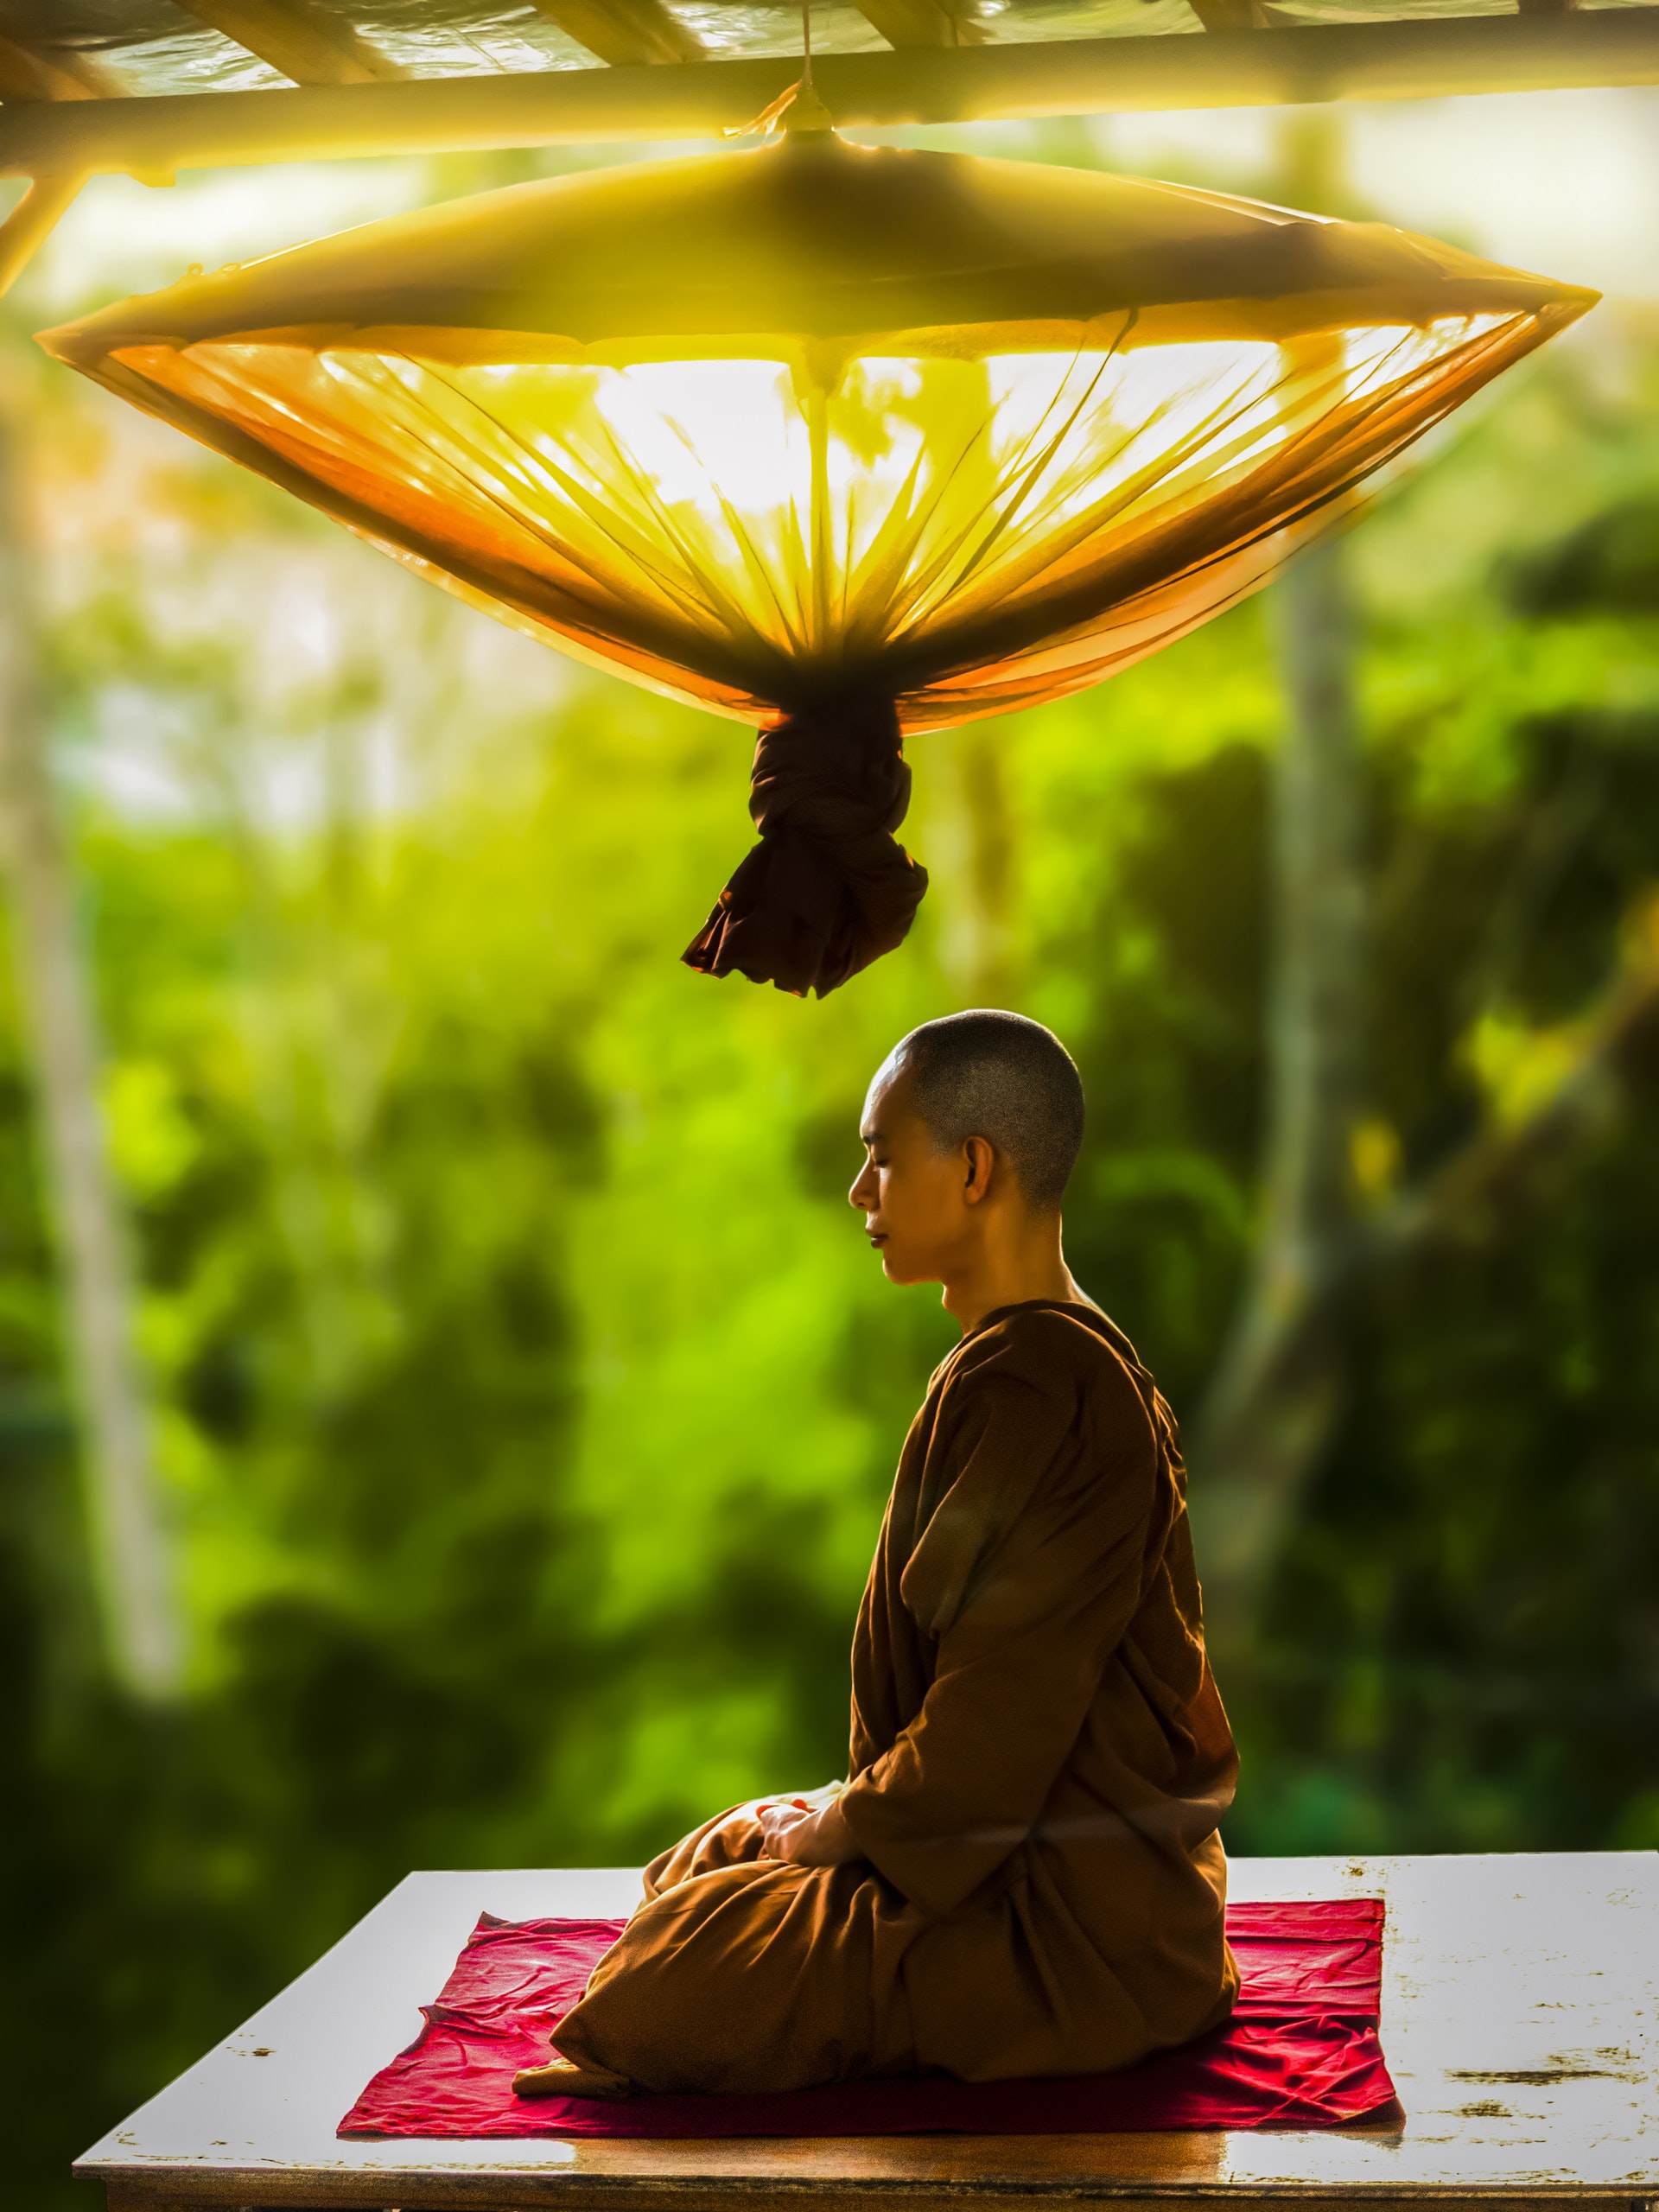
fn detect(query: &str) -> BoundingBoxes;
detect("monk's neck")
[941,1217,1086,1337]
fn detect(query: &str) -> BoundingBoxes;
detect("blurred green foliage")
[3,156,1659,2212]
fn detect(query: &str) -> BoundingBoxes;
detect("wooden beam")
[0,35,92,102]
[1188,0,1266,30]
[168,0,408,86]
[0,171,79,293]
[529,0,705,67]
[851,0,963,48]
[0,28,122,101]
[2,13,1656,178]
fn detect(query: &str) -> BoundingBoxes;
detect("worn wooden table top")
[78,1853,1658,2212]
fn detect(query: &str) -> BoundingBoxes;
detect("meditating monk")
[516,1009,1239,2098]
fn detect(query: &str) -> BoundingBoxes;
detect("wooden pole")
[0,175,82,299]
[0,404,182,1699]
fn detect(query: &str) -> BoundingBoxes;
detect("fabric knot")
[683,700,929,998]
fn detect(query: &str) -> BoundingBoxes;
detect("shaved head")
[877,1010,1084,1213]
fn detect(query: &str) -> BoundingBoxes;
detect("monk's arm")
[758,1794,862,1865]
[839,1361,1157,1917]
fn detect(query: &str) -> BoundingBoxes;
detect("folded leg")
[526,1850,918,2094]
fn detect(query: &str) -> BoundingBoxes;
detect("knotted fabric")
[683,701,928,998]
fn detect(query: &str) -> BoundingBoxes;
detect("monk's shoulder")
[942,1304,1150,1420]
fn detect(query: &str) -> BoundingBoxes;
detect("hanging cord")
[724,0,833,138]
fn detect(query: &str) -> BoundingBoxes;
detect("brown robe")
[550,1300,1239,2094]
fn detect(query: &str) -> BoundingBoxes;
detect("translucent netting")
[111,307,1554,728]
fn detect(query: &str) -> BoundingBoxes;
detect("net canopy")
[40,134,1595,989]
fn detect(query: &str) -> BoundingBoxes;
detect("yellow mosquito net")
[41,132,1596,994]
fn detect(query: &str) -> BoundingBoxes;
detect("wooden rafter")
[0,171,81,292]
[1188,0,1267,31]
[852,0,976,48]
[0,35,95,102]
[528,0,706,66]
[169,0,408,86]
[0,12,1656,177]
[0,25,122,101]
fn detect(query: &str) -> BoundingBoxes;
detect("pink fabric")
[340,1897,1395,2138]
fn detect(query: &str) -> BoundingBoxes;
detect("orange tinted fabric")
[41,137,1595,738]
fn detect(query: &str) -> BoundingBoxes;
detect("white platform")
[77,1853,1659,2209]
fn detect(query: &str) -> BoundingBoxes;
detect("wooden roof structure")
[4,0,1659,167]
[1,0,1655,289]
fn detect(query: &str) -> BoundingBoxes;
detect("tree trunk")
[0,406,181,1698]
[1192,533,1367,1660]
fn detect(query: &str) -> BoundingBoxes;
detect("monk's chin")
[880,1254,937,1287]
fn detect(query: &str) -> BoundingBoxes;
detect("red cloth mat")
[340,1897,1395,2138]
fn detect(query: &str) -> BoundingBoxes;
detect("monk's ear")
[962,1135,995,1205]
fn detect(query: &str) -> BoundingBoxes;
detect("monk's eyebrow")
[860,1122,882,1145]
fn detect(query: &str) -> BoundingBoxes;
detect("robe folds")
[550,1299,1240,2094]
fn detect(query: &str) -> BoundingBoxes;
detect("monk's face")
[850,1062,982,1284]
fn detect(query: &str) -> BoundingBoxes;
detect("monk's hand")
[757,1794,863,1866]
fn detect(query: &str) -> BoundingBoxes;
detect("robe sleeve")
[838,1334,1159,1919]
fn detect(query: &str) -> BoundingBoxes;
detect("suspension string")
[723,0,832,137]
[790,0,833,129]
